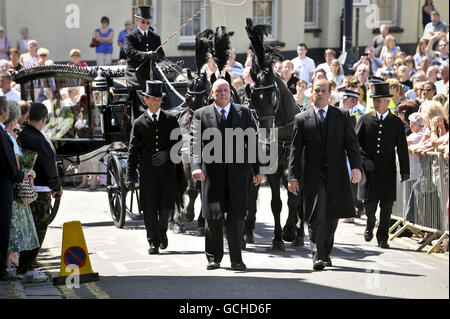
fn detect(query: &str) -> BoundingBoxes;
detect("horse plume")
[245,18,271,70]
[212,26,234,73]
[195,29,214,74]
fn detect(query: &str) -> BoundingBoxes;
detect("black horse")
[244,18,304,251]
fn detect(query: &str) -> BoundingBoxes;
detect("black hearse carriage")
[11,61,188,228]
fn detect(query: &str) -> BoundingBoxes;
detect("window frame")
[179,0,206,44]
[252,0,278,40]
[371,0,400,27]
[304,0,319,29]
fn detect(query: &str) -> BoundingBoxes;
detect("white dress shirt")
[376,109,390,121]
[215,103,231,120]
[147,108,161,121]
[313,105,329,119]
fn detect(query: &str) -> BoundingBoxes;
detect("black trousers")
[18,192,52,274]
[308,174,339,261]
[0,203,12,274]
[145,208,170,247]
[245,178,259,232]
[205,215,245,264]
[365,199,394,243]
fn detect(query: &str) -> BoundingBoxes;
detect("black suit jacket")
[125,27,165,89]
[17,125,61,192]
[288,106,362,220]
[190,103,260,220]
[355,111,409,201]
[126,109,181,210]
[0,128,24,204]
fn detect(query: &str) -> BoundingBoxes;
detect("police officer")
[125,5,165,117]
[126,81,180,255]
[355,82,409,249]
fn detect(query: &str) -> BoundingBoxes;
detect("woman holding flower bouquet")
[3,101,41,280]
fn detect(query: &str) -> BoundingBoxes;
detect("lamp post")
[92,70,108,137]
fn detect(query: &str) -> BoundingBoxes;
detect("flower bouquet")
[16,149,39,205]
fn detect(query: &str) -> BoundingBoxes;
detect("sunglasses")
[39,54,48,57]
[139,20,151,25]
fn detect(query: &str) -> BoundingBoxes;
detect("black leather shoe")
[313,260,325,271]
[207,261,220,270]
[364,229,374,242]
[378,241,390,249]
[148,244,159,255]
[231,262,247,271]
[160,234,168,250]
[324,257,332,267]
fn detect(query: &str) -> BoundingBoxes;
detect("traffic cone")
[53,221,99,286]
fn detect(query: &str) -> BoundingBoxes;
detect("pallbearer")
[126,81,181,255]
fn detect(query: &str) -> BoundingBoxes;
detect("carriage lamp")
[92,70,108,135]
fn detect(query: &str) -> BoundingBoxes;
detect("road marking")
[85,282,111,299]
[253,233,263,239]
[59,286,81,299]
[95,250,122,260]
[405,259,435,270]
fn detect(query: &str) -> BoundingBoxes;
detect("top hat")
[135,6,152,20]
[142,80,166,98]
[371,82,393,99]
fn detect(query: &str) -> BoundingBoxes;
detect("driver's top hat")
[142,80,165,98]
[135,6,152,19]
[370,82,393,99]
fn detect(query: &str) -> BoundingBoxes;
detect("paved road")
[2,186,449,299]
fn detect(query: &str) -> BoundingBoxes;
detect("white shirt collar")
[0,122,5,131]
[215,103,231,119]
[147,108,161,121]
[313,105,329,117]
[137,26,148,36]
[376,109,390,121]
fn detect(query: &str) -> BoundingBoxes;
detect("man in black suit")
[125,5,165,116]
[17,103,62,279]
[190,79,265,271]
[126,81,180,255]
[355,82,409,249]
[288,79,362,271]
[0,97,34,281]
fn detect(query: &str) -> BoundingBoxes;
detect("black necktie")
[152,114,157,123]
[379,114,383,122]
[221,109,226,122]
[318,109,325,124]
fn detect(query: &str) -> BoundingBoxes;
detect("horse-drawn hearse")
[10,59,188,228]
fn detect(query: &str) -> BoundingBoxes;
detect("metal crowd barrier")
[389,152,449,254]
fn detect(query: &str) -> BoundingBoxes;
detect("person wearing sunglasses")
[34,48,53,66]
[125,5,165,117]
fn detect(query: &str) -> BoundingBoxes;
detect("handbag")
[90,31,99,48]
[16,178,38,206]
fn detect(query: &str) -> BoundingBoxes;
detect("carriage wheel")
[107,154,126,228]
[47,197,61,225]
[124,186,143,220]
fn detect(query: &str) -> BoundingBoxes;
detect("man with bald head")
[288,79,362,271]
[190,79,265,271]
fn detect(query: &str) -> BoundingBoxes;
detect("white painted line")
[406,259,435,270]
[253,233,263,239]
[367,259,399,268]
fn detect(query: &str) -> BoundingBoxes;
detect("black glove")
[401,174,410,183]
[144,51,157,59]
[152,151,169,167]
[363,160,375,172]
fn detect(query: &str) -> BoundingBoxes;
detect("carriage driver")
[125,5,165,117]
[126,80,181,255]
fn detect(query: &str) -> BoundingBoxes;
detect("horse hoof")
[282,226,296,242]
[244,231,255,244]
[196,227,205,237]
[292,235,305,247]
[270,240,285,251]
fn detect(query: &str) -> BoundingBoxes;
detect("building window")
[253,0,277,39]
[304,0,319,29]
[132,0,156,30]
[371,0,399,26]
[180,0,206,43]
